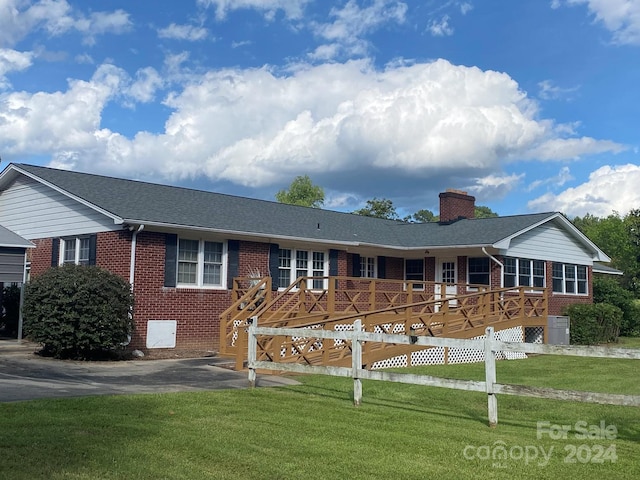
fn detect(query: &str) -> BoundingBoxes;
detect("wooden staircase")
[220,276,548,370]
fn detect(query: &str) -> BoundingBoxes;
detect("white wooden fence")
[246,317,640,427]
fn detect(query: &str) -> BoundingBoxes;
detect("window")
[405,259,424,289]
[468,257,490,285]
[61,237,91,265]
[360,256,376,278]
[552,262,588,295]
[177,239,225,288]
[278,248,327,289]
[504,258,545,289]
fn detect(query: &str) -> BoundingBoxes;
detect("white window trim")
[552,262,588,296]
[504,257,546,293]
[277,248,329,291]
[176,238,228,290]
[60,237,90,265]
[360,256,377,279]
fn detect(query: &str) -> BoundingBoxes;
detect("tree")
[404,209,437,223]
[474,205,498,218]
[275,175,324,208]
[353,198,399,219]
[573,212,640,294]
[23,265,134,360]
[403,205,498,223]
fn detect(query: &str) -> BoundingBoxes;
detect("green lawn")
[1,354,639,480]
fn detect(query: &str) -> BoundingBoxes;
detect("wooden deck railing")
[219,276,548,369]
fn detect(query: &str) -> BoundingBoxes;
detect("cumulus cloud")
[158,23,209,41]
[528,164,640,217]
[428,15,454,36]
[467,173,525,198]
[0,63,125,156]
[0,58,625,202]
[0,0,131,48]
[561,0,640,45]
[197,0,311,21]
[310,0,407,59]
[0,48,33,88]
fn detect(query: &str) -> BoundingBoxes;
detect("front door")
[436,258,457,308]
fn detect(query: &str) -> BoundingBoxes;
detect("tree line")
[275,175,497,222]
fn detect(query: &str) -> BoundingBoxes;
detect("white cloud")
[158,23,209,41]
[460,2,474,15]
[0,58,625,194]
[563,0,640,45]
[526,166,574,191]
[538,79,580,100]
[126,67,164,104]
[310,0,407,59]
[197,0,311,21]
[0,48,33,88]
[528,164,640,217]
[523,136,626,161]
[428,15,454,36]
[467,173,525,198]
[0,0,132,48]
[0,63,126,157]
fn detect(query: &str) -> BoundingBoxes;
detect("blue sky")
[1,0,639,219]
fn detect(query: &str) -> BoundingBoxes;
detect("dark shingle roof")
[10,163,556,249]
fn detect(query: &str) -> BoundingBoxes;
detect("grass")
[1,354,639,479]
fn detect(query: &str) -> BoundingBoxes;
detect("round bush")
[23,265,134,359]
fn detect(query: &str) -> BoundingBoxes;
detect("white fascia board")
[9,165,125,225]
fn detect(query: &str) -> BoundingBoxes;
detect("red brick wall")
[439,190,475,222]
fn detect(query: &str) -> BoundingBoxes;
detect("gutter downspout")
[130,225,145,288]
[482,247,503,289]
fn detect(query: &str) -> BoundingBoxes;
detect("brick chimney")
[439,189,475,223]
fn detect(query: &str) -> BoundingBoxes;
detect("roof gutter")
[129,224,145,288]
[482,246,503,288]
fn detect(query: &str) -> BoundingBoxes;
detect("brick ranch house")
[0,163,612,355]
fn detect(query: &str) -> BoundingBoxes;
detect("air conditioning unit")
[547,315,570,345]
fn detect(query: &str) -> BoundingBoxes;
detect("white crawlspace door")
[436,258,457,308]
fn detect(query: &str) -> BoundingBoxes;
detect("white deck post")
[353,319,363,406]
[248,316,258,388]
[485,326,498,427]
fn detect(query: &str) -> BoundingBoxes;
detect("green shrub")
[593,276,640,336]
[23,265,134,360]
[564,303,622,345]
[0,284,22,337]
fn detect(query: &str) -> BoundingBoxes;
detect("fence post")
[484,326,498,428]
[247,316,257,388]
[353,319,363,406]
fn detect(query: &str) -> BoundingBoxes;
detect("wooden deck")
[220,276,549,370]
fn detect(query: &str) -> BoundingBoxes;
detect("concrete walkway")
[0,340,299,402]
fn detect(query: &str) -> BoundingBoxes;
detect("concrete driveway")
[0,340,298,402]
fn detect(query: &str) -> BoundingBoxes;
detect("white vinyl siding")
[506,221,594,265]
[0,176,118,239]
